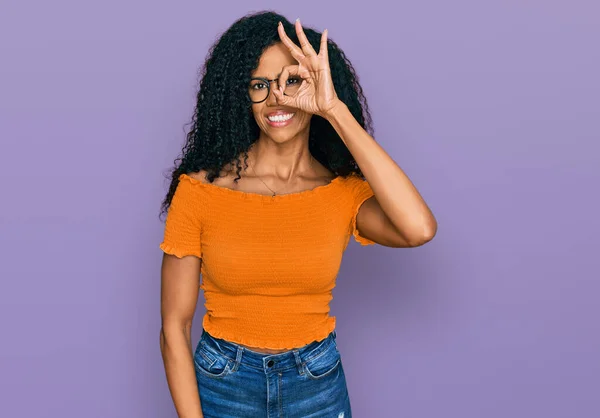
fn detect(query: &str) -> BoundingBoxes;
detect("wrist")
[322,99,347,122]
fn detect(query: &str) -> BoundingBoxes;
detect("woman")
[159,11,437,418]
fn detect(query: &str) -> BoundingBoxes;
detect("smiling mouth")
[266,112,296,126]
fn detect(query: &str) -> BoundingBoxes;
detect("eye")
[287,77,301,85]
[250,83,266,90]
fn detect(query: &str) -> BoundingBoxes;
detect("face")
[249,42,311,142]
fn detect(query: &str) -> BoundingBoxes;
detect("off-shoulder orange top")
[159,172,375,349]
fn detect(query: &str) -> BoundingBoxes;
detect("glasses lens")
[248,79,269,103]
[248,77,303,103]
[282,76,301,97]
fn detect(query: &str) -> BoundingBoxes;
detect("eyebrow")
[253,73,282,79]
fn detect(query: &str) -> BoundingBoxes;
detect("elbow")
[423,220,437,243]
[406,220,437,247]
[159,326,172,354]
[420,213,438,242]
[159,321,192,352]
[159,327,166,353]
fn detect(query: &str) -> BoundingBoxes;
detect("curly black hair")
[159,10,374,220]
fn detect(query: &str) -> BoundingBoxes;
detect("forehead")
[251,43,296,78]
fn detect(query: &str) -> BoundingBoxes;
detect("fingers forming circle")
[279,64,306,96]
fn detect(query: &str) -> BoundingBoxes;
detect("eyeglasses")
[247,76,302,103]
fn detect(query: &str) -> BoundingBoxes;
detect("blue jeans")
[194,328,352,418]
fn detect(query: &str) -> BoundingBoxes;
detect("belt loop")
[293,349,304,376]
[231,346,243,372]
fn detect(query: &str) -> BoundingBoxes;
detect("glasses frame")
[247,76,300,104]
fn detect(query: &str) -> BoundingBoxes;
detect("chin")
[267,130,298,141]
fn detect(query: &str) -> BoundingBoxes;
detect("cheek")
[250,105,261,121]
[297,112,312,126]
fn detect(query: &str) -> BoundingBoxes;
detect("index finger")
[278,21,305,62]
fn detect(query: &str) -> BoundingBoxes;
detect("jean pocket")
[303,340,341,380]
[194,340,232,379]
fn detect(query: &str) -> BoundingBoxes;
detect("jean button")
[267,359,274,367]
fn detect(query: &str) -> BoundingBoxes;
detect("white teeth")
[268,113,295,122]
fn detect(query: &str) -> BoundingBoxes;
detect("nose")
[265,80,280,106]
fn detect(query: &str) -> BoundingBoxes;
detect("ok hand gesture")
[273,19,341,118]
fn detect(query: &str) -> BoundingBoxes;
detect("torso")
[190,159,335,354]
[237,344,293,354]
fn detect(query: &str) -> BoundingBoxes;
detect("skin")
[160,19,438,417]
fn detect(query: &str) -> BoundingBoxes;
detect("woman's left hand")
[274,19,341,118]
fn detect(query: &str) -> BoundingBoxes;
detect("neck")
[248,138,314,181]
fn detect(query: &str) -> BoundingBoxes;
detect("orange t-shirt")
[159,172,375,349]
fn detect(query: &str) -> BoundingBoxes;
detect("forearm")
[325,100,437,242]
[160,325,203,418]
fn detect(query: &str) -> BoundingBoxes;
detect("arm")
[273,20,436,248]
[160,253,204,418]
[325,101,438,247]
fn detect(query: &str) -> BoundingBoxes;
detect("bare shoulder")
[187,169,210,183]
[188,164,244,187]
[188,168,233,184]
[314,162,336,183]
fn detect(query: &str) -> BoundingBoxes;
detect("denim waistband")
[199,328,338,373]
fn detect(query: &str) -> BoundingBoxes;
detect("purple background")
[1,1,599,417]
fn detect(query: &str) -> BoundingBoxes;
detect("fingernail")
[296,18,300,23]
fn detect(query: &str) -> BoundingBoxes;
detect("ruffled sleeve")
[159,174,204,258]
[348,174,376,246]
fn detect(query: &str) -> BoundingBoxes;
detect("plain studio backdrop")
[1,1,598,417]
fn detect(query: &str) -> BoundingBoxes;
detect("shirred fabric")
[347,175,376,246]
[159,172,375,349]
[159,176,203,258]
